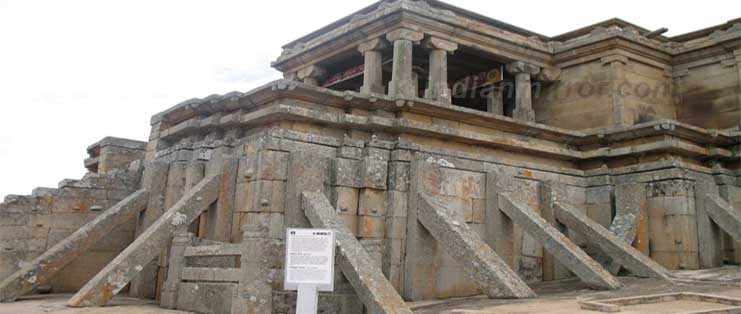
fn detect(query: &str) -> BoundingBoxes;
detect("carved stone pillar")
[386,28,424,99]
[297,65,325,86]
[358,38,388,94]
[423,37,458,104]
[506,61,540,122]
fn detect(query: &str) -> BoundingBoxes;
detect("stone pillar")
[487,86,505,115]
[505,61,540,122]
[386,28,424,99]
[161,231,194,309]
[423,37,458,104]
[297,65,325,86]
[358,38,388,94]
[234,225,272,314]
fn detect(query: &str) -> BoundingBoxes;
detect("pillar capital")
[386,28,424,43]
[297,65,325,86]
[423,36,458,53]
[297,65,325,80]
[358,38,388,54]
[506,61,540,75]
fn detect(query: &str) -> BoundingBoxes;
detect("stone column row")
[293,29,543,123]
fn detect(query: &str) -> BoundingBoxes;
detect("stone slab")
[67,175,221,307]
[553,202,669,279]
[417,193,535,298]
[0,190,149,302]
[498,194,622,290]
[301,191,413,314]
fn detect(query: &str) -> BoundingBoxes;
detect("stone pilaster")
[735,49,741,120]
[161,231,194,309]
[235,225,272,314]
[505,61,540,122]
[646,179,700,270]
[358,38,388,94]
[386,28,424,99]
[297,65,325,86]
[601,55,629,127]
[423,37,458,104]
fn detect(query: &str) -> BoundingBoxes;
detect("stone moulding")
[150,81,738,163]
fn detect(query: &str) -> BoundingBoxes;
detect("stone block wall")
[534,59,616,130]
[0,164,143,292]
[147,85,739,308]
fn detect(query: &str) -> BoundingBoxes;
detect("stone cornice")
[271,1,740,75]
[151,80,738,163]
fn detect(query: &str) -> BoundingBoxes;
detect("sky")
[0,0,739,199]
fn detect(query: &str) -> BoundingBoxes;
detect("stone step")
[0,189,149,302]
[183,244,241,257]
[67,175,221,307]
[180,267,240,283]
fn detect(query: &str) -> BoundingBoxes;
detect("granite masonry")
[1,1,741,313]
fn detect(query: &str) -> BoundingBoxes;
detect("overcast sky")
[0,0,739,199]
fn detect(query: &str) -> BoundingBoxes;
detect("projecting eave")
[271,0,553,74]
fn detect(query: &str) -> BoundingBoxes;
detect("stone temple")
[1,1,741,313]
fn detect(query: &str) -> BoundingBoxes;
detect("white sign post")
[284,228,336,314]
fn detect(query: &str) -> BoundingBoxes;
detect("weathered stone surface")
[176,282,236,314]
[67,175,221,307]
[485,170,518,269]
[234,225,272,314]
[0,190,148,302]
[704,194,741,242]
[604,183,645,274]
[553,202,669,279]
[160,231,194,309]
[498,194,622,290]
[206,158,238,242]
[417,193,535,298]
[286,152,330,228]
[387,28,423,99]
[696,182,724,268]
[301,191,413,314]
[539,181,572,281]
[130,161,169,299]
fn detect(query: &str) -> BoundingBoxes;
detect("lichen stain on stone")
[171,213,187,226]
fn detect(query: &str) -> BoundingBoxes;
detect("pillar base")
[424,86,452,104]
[513,108,535,122]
